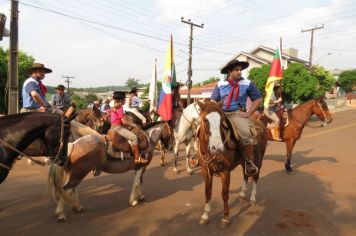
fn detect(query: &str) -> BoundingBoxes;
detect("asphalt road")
[1,108,356,236]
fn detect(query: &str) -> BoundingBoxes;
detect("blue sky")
[0,0,355,88]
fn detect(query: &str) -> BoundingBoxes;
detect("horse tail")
[48,164,73,204]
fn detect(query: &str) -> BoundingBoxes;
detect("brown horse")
[255,98,333,172]
[47,121,172,221]
[75,106,104,133]
[196,101,267,228]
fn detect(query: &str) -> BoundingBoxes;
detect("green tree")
[84,93,98,106]
[248,64,271,96]
[0,47,34,113]
[125,78,140,89]
[337,69,356,93]
[311,65,336,96]
[71,94,86,109]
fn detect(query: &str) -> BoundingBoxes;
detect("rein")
[292,101,327,128]
[0,116,67,169]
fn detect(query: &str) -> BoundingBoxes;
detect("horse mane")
[142,120,166,130]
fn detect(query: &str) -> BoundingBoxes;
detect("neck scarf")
[225,77,239,109]
[38,80,47,95]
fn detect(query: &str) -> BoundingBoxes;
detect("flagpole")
[279,37,283,100]
[170,34,173,78]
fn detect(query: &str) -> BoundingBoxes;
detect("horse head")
[313,98,333,125]
[197,101,227,156]
[76,106,104,133]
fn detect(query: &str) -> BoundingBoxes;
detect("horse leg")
[285,139,296,172]
[159,140,165,167]
[129,167,144,206]
[173,141,180,174]
[69,188,84,213]
[54,196,67,222]
[199,170,213,225]
[219,171,231,228]
[239,177,248,200]
[249,180,258,204]
[185,140,193,175]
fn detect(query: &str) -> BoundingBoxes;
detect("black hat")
[56,84,65,90]
[28,63,53,74]
[220,60,249,74]
[113,91,126,100]
[129,87,137,94]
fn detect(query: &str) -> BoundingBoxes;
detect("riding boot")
[244,145,258,175]
[132,144,148,165]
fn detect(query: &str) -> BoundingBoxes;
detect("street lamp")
[316,52,332,64]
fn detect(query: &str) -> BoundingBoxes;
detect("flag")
[149,59,158,113]
[264,46,283,108]
[158,35,176,121]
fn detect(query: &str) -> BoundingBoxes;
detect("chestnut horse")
[0,112,74,184]
[196,101,267,228]
[256,98,332,172]
[48,121,172,221]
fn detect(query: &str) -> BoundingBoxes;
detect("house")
[224,45,309,78]
[179,45,309,105]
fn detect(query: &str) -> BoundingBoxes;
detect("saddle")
[105,126,149,160]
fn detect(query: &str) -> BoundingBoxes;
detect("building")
[179,45,309,105]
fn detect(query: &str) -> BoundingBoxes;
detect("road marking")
[303,122,356,138]
[10,171,41,176]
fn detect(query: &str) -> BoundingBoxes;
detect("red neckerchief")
[38,80,47,95]
[226,77,239,109]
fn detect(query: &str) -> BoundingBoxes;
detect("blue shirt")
[130,96,141,108]
[22,77,49,109]
[211,77,261,112]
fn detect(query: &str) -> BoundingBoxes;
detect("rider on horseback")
[263,81,282,141]
[108,91,148,165]
[211,60,262,175]
[125,87,147,125]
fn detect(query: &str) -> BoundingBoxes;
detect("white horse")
[161,102,201,174]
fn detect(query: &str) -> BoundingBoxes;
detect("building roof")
[180,81,217,97]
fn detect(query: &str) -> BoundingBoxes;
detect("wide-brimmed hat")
[56,84,65,90]
[220,60,249,74]
[113,91,126,100]
[129,87,137,94]
[28,63,52,73]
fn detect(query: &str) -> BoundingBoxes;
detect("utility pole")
[8,0,19,114]
[301,24,324,72]
[181,17,203,105]
[62,75,74,94]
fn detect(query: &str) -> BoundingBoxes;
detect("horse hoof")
[139,195,145,202]
[187,169,193,175]
[199,218,209,225]
[57,215,67,222]
[219,219,230,228]
[249,201,257,206]
[131,200,139,206]
[285,164,293,173]
[72,206,84,213]
[160,161,165,167]
[173,168,179,174]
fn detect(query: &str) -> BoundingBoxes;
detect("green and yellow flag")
[264,47,283,108]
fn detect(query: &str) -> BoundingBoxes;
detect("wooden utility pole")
[181,17,203,105]
[302,24,324,72]
[62,75,74,94]
[8,0,19,114]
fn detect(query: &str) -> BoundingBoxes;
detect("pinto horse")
[196,101,267,228]
[0,112,74,184]
[255,98,332,172]
[48,121,172,221]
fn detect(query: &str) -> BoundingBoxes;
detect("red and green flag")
[264,46,283,108]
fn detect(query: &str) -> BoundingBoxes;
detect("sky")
[0,0,355,88]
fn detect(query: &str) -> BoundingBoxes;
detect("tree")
[311,65,336,97]
[71,94,86,109]
[125,78,140,89]
[0,47,34,113]
[337,69,356,93]
[249,63,321,104]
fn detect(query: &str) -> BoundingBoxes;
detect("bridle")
[87,111,103,132]
[0,116,67,170]
[181,102,200,126]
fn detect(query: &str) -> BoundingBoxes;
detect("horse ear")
[197,100,206,110]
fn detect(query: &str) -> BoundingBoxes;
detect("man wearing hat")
[21,63,52,113]
[211,60,262,175]
[51,84,71,111]
[108,91,148,165]
[126,87,146,125]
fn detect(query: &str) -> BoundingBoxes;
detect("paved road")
[1,108,356,236]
